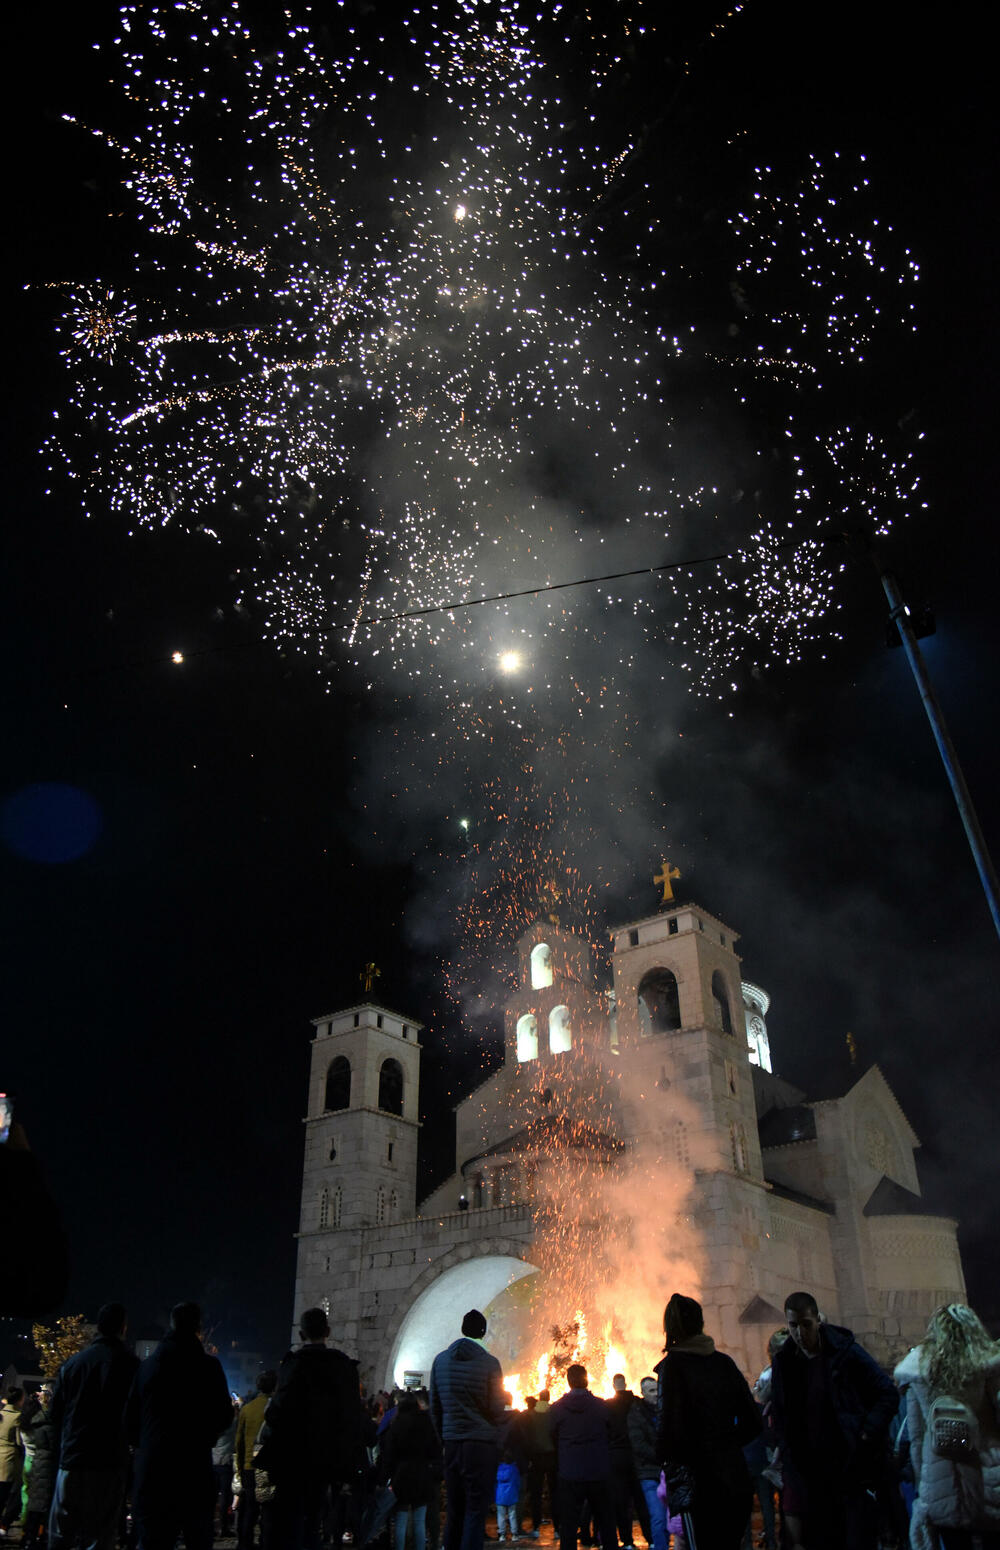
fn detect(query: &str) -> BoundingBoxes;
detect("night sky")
[2,0,998,1374]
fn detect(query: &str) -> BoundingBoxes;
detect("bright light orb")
[171,651,184,664]
[499,651,520,673]
[454,204,467,221]
[459,818,470,831]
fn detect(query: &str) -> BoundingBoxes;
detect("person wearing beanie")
[654,1293,761,1550]
[429,1310,505,1550]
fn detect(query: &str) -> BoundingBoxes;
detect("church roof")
[739,1294,787,1325]
[758,1104,817,1147]
[461,1114,625,1173]
[863,1175,926,1216]
[766,1178,836,1215]
[611,898,739,940]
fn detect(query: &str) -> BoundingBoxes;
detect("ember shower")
[47,0,924,1004]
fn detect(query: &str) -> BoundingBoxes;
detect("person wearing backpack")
[893,1302,1000,1550]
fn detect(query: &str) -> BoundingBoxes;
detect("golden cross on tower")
[654,859,681,904]
[360,961,381,994]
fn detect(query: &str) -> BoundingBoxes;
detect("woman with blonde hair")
[894,1302,1000,1549]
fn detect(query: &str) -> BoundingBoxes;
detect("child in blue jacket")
[495,1448,521,1543]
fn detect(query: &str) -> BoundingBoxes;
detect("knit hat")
[461,1309,488,1338]
[663,1293,703,1347]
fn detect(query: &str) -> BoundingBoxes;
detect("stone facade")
[293,899,966,1387]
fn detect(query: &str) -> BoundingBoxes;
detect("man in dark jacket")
[429,1308,505,1550]
[548,1365,618,1550]
[605,1374,651,1549]
[770,1290,897,1550]
[47,1301,138,1550]
[127,1301,234,1550]
[627,1378,668,1550]
[262,1305,363,1550]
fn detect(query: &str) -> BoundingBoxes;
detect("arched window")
[731,1123,748,1173]
[332,1185,342,1229]
[516,1013,538,1062]
[319,1188,330,1229]
[378,1058,404,1116]
[549,1005,572,1054]
[376,1187,386,1226]
[674,1121,690,1169]
[530,942,553,989]
[637,969,682,1034]
[712,971,734,1035]
[324,1055,351,1111]
[390,1190,398,1222]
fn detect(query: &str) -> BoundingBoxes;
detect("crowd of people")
[0,1290,997,1550]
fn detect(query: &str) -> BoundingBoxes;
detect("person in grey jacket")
[429,1309,505,1550]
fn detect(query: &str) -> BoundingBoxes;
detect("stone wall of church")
[294,1203,537,1390]
[691,1171,839,1377]
[859,1213,966,1366]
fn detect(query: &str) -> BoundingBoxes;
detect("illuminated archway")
[386,1253,539,1390]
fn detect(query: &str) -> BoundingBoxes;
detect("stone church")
[292,893,966,1390]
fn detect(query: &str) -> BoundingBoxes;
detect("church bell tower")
[610,901,764,1181]
[298,1002,422,1238]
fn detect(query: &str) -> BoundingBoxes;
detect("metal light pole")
[864,541,1000,941]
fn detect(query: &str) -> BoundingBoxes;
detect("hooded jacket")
[380,1402,442,1507]
[429,1337,505,1445]
[654,1333,760,1495]
[894,1345,1000,1533]
[770,1321,896,1483]
[548,1387,612,1482]
[21,1400,56,1515]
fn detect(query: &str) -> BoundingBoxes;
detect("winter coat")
[520,1408,555,1461]
[380,1405,442,1508]
[626,1396,660,1482]
[21,1404,56,1515]
[548,1388,612,1482]
[263,1341,363,1488]
[654,1334,760,1502]
[894,1346,1000,1534]
[127,1330,234,1500]
[605,1390,638,1458]
[429,1337,505,1445]
[496,1459,521,1505]
[0,1401,22,1483]
[50,1334,139,1472]
[235,1392,269,1473]
[212,1412,237,1467]
[770,1321,897,1485]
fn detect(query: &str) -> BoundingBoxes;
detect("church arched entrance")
[386,1253,540,1390]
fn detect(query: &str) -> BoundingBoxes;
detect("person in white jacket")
[893,1303,1000,1550]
